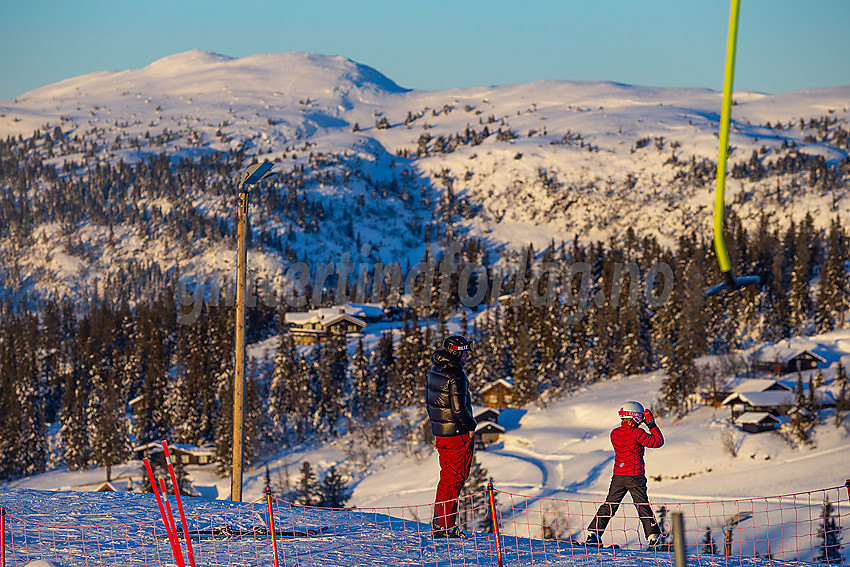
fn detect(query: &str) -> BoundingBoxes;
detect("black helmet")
[443,335,473,361]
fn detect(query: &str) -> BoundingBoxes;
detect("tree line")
[1,207,849,481]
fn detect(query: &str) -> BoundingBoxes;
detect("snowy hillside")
[0,50,848,302]
[5,326,849,563]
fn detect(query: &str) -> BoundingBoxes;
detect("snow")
[1,50,849,304]
[1,49,849,565]
[3,328,850,564]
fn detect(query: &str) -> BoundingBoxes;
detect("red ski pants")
[433,434,474,529]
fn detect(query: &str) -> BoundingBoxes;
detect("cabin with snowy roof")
[749,341,826,375]
[474,421,505,450]
[478,378,515,408]
[473,406,501,425]
[734,412,782,433]
[284,306,368,344]
[134,442,216,467]
[703,378,792,407]
[722,391,795,419]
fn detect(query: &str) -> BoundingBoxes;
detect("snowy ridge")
[0,51,849,303]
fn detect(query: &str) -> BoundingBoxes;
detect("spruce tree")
[319,466,351,508]
[511,326,537,405]
[317,332,347,434]
[349,338,373,420]
[372,331,398,409]
[815,497,843,563]
[87,363,131,482]
[295,461,320,506]
[270,328,297,437]
[60,363,91,471]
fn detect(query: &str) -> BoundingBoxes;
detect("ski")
[156,525,332,541]
[570,540,620,549]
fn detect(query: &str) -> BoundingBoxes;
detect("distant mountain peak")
[146,49,235,70]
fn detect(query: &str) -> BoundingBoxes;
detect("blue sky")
[1,0,848,101]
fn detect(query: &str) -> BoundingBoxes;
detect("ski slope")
[3,328,849,564]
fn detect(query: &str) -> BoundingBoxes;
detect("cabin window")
[181,455,190,464]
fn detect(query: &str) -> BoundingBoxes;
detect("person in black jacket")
[426,334,477,539]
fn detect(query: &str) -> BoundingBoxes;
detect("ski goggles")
[618,409,644,423]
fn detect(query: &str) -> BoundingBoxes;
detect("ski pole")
[144,458,182,567]
[266,487,281,567]
[1,507,6,567]
[487,483,504,567]
[162,441,197,567]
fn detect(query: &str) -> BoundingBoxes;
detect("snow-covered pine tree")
[815,218,845,333]
[393,321,417,408]
[269,327,297,438]
[511,326,537,405]
[372,331,399,409]
[286,353,317,442]
[132,304,173,445]
[213,365,234,476]
[835,363,848,426]
[317,332,347,434]
[12,317,48,478]
[38,301,67,423]
[243,356,268,465]
[349,338,373,421]
[87,361,131,482]
[60,358,91,471]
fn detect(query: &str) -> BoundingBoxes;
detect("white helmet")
[618,401,644,423]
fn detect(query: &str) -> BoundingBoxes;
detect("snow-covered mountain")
[1,50,848,303]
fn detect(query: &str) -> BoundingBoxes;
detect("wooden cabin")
[734,412,781,433]
[478,379,515,409]
[284,307,367,344]
[749,342,826,375]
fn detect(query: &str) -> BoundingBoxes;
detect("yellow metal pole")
[713,0,741,275]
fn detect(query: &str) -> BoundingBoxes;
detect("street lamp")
[231,161,276,502]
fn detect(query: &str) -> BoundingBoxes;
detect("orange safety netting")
[1,482,847,566]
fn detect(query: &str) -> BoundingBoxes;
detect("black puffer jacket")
[426,349,477,437]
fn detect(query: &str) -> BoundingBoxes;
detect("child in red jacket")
[585,401,663,548]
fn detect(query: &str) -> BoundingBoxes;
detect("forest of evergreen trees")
[1,206,850,481]
[1,117,849,482]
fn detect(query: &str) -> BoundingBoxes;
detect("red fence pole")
[1,507,6,567]
[845,479,850,501]
[266,487,280,567]
[162,441,197,567]
[145,458,182,567]
[159,477,184,567]
[487,483,504,567]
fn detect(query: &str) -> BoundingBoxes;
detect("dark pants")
[433,434,474,529]
[587,475,660,538]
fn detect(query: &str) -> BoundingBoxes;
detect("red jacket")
[610,422,663,476]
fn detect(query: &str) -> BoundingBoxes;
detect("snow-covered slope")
[1,51,848,303]
[3,328,849,564]
[8,327,850,516]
